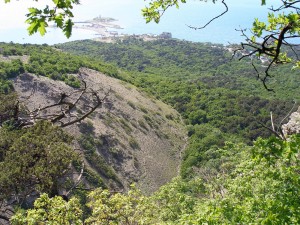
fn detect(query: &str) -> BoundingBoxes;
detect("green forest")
[1,0,300,223]
[58,38,300,178]
[0,34,300,224]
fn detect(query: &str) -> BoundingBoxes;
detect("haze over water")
[0,0,280,45]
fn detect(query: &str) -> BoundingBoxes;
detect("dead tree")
[257,101,298,140]
[8,74,110,129]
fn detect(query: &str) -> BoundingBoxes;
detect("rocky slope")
[13,68,187,193]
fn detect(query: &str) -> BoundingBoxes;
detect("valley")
[0,37,299,223]
[13,69,186,193]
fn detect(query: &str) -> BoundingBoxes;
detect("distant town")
[73,15,173,43]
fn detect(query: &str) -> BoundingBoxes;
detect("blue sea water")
[0,0,288,45]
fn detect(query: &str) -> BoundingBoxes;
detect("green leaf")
[27,20,39,35]
[27,7,40,15]
[52,0,59,5]
[63,19,73,38]
[54,14,64,28]
[38,21,47,36]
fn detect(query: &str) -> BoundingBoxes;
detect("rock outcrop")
[282,106,300,136]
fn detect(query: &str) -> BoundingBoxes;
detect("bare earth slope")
[13,68,187,193]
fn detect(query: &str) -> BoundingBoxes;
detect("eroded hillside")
[13,68,187,193]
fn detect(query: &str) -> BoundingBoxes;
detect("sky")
[0,0,283,44]
[0,0,271,27]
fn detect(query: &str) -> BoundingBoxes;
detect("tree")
[0,69,110,219]
[85,185,156,224]
[143,0,300,90]
[0,120,78,221]
[0,92,18,126]
[10,185,157,224]
[0,121,75,196]
[4,0,80,38]
[237,0,300,90]
[0,71,110,129]
[10,193,83,225]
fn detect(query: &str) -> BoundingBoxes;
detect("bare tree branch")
[65,162,85,197]
[187,0,228,30]
[257,120,284,140]
[279,101,297,127]
[12,74,110,129]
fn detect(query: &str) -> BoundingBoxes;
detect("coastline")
[72,16,174,43]
[73,16,124,39]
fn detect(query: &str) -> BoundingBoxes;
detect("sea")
[0,0,286,45]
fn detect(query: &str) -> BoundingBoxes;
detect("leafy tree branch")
[4,0,80,37]
[143,0,300,89]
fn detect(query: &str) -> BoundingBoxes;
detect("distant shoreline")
[73,15,123,38]
[72,16,174,43]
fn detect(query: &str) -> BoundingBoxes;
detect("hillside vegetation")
[13,70,186,193]
[0,42,186,222]
[58,38,299,177]
[1,41,187,189]
[0,38,300,224]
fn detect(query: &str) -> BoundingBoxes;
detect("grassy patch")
[78,134,119,181]
[138,119,149,131]
[129,137,140,149]
[119,118,133,133]
[139,105,148,114]
[127,101,136,109]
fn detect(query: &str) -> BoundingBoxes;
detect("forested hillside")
[0,42,186,222]
[58,38,299,177]
[1,38,300,224]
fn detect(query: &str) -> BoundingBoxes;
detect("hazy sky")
[0,0,281,44]
[0,0,271,29]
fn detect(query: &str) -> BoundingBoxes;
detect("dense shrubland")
[11,135,300,224]
[59,38,299,176]
[0,43,120,222]
[1,0,300,221]
[1,39,300,223]
[0,42,119,88]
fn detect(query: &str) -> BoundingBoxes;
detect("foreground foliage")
[4,0,80,38]
[11,135,300,224]
[11,194,82,225]
[0,120,78,209]
[0,90,80,221]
